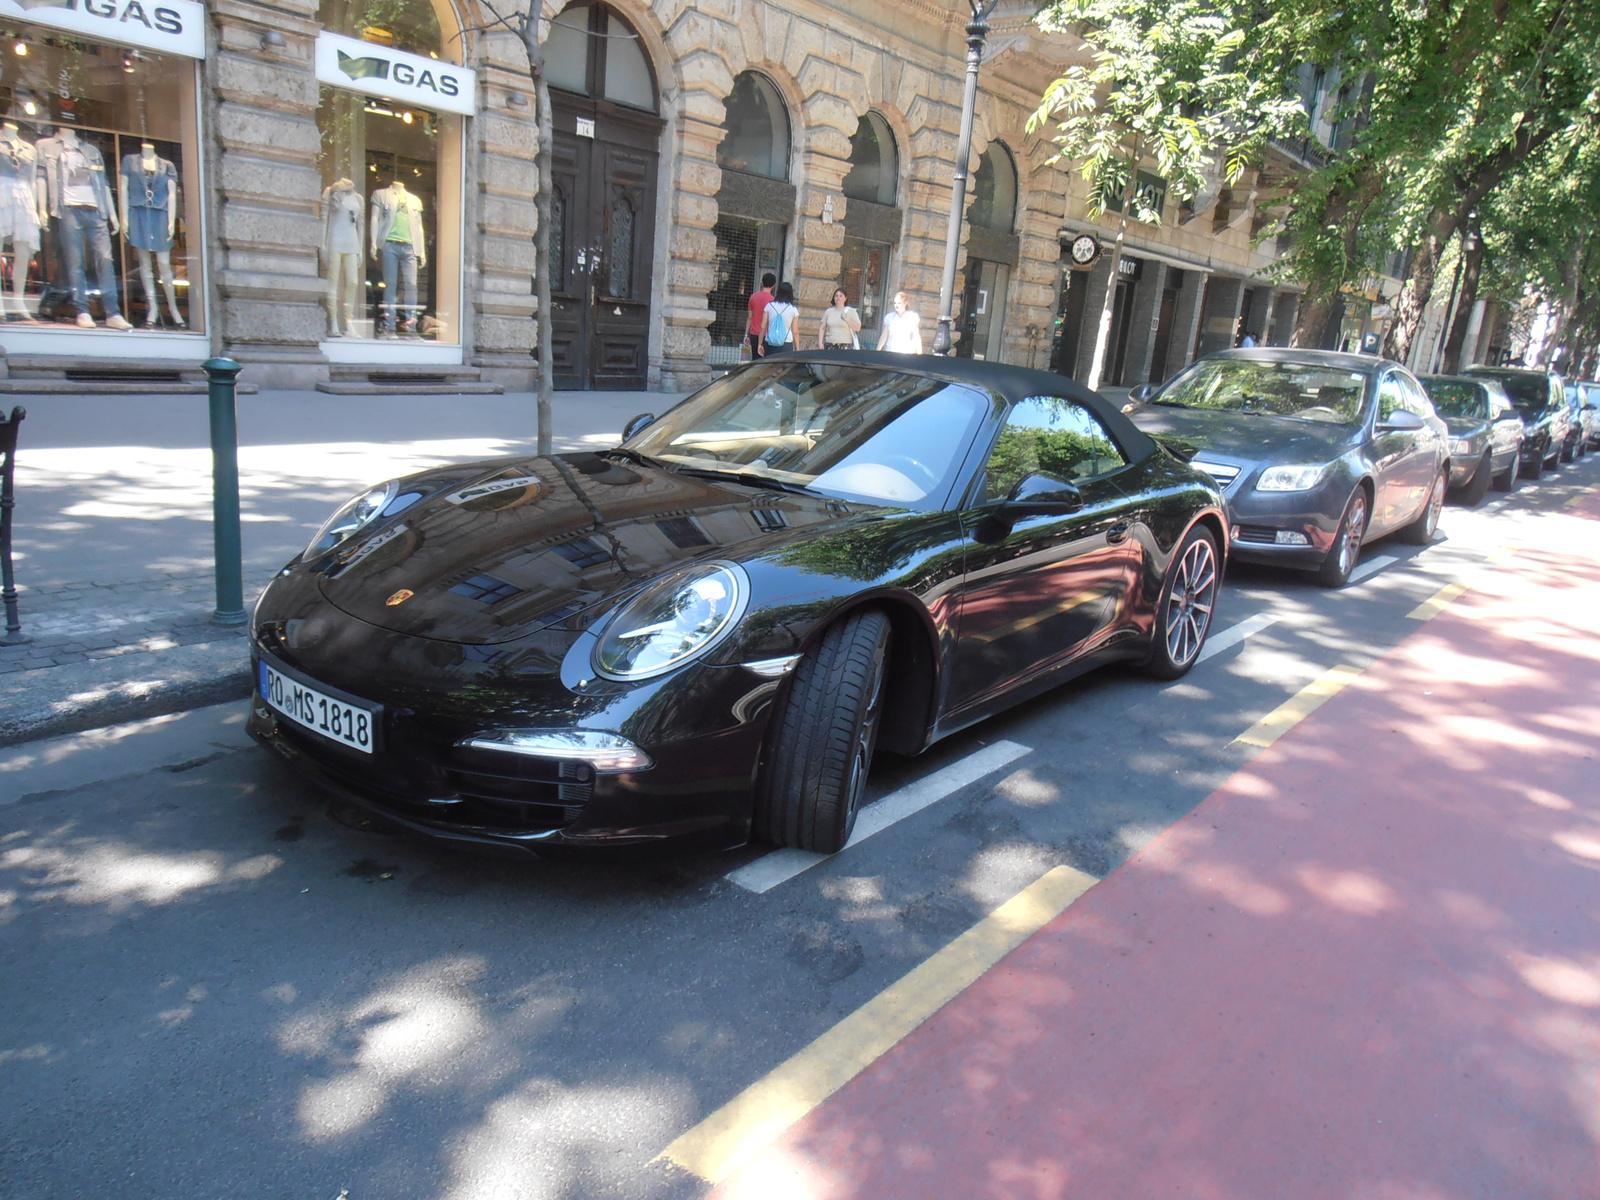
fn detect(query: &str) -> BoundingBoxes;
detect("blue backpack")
[765,303,791,347]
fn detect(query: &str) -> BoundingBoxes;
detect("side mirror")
[621,412,656,441]
[1375,409,1425,433]
[1128,383,1158,404]
[1584,403,1598,413]
[1001,474,1083,517]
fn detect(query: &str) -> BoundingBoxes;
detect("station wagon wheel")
[1316,488,1368,588]
[1399,467,1447,544]
[753,608,890,854]
[1143,526,1219,680]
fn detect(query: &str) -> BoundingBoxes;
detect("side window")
[1400,374,1435,418]
[982,396,1127,501]
[1376,374,1406,422]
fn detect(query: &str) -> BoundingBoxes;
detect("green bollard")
[204,357,247,625]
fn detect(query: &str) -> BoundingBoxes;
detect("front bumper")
[1222,485,1345,569]
[248,587,781,855]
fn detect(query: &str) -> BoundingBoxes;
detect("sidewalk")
[0,389,674,744]
[699,492,1600,1198]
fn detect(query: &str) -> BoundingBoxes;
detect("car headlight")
[593,562,749,681]
[305,481,398,558]
[1450,438,1474,456]
[1255,464,1330,492]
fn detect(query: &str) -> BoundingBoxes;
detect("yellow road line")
[1407,581,1469,621]
[1232,663,1367,749]
[657,863,1099,1184]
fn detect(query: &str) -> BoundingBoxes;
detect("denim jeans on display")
[60,205,120,317]
[381,241,417,327]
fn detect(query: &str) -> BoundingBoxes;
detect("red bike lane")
[709,500,1600,1199]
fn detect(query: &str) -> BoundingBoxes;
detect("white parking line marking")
[1195,612,1280,663]
[724,740,1032,894]
[1348,554,1400,584]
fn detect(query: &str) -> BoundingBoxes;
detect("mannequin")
[118,142,183,328]
[37,126,130,330]
[320,177,363,336]
[369,177,425,335]
[0,122,43,319]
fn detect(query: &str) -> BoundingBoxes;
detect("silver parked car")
[1419,375,1525,501]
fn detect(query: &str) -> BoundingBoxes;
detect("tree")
[1028,0,1302,390]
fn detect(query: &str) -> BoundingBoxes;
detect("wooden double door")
[549,93,663,390]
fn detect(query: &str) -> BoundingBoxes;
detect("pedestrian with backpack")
[759,281,799,356]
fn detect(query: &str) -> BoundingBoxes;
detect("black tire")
[1398,467,1448,545]
[1524,448,1544,480]
[753,609,890,853]
[1316,488,1369,588]
[1142,526,1220,679]
[1451,451,1493,506]
[1492,452,1519,492]
[1561,435,1576,463]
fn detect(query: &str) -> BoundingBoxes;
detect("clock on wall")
[1070,233,1100,266]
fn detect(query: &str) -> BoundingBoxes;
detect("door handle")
[1106,521,1132,544]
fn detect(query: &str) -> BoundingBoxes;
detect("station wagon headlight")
[1450,438,1473,455]
[306,481,398,557]
[1255,464,1329,492]
[594,562,749,681]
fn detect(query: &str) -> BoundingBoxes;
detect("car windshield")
[624,361,991,509]
[1154,359,1367,424]
[1421,379,1488,418]
[1470,370,1548,411]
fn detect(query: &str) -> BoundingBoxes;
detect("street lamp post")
[931,0,995,356]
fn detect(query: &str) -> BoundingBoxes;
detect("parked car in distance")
[1578,382,1600,448]
[1466,366,1570,478]
[1127,348,1450,588]
[248,353,1227,859]
[1419,375,1525,501]
[1563,382,1598,454]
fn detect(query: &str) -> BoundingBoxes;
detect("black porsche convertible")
[248,353,1225,857]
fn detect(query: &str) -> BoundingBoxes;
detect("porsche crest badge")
[385,589,415,607]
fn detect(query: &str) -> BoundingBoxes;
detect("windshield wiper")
[602,446,664,469]
[673,465,815,495]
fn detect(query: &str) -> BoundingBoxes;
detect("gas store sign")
[314,31,477,117]
[0,0,206,59]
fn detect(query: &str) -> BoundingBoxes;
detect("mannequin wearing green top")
[370,179,425,335]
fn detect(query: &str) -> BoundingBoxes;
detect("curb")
[0,641,253,748]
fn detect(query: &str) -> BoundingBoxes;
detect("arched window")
[842,112,898,207]
[969,142,1018,233]
[719,72,790,181]
[545,3,658,112]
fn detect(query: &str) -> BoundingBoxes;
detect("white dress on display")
[0,124,42,318]
[321,179,364,336]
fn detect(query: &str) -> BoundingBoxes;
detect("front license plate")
[260,661,377,754]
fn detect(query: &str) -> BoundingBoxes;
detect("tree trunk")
[1289,166,1383,349]
[523,0,554,455]
[1441,230,1483,373]
[1085,147,1141,392]
[1383,229,1442,363]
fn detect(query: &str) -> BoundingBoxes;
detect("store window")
[315,0,470,344]
[969,143,1017,233]
[719,73,789,181]
[0,27,203,332]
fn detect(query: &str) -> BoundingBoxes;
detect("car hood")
[311,454,882,644]
[1128,405,1358,466]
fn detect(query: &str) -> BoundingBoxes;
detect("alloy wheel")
[844,648,887,824]
[1340,495,1367,576]
[1423,471,1445,537]
[1164,536,1218,667]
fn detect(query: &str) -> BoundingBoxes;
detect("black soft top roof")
[719,349,1157,462]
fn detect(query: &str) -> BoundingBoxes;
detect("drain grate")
[64,368,186,383]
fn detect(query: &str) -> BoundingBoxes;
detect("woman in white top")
[876,290,923,354]
[817,288,862,349]
[759,280,800,355]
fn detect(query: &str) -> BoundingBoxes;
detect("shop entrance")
[548,96,661,390]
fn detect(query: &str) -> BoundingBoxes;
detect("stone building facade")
[0,0,1297,394]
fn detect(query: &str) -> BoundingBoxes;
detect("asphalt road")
[3,456,1595,1200]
